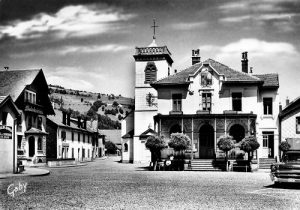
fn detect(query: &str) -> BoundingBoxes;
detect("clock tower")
[132,21,173,163]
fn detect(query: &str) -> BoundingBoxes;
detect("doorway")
[28,136,35,157]
[199,124,214,158]
[229,124,245,143]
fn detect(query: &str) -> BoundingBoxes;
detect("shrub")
[168,133,190,151]
[279,141,291,152]
[239,136,260,160]
[146,136,167,170]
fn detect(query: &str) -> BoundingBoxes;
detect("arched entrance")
[28,136,35,157]
[199,124,214,159]
[229,124,245,143]
[169,124,182,135]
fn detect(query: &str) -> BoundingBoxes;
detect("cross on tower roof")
[151,19,159,40]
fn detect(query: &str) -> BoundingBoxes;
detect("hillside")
[49,84,134,129]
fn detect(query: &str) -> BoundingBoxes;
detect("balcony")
[24,101,44,115]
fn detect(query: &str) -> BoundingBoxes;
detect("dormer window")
[200,68,212,86]
[144,62,157,84]
[24,90,36,104]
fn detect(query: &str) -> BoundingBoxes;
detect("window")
[1,112,7,125]
[24,90,36,104]
[263,98,273,115]
[61,131,66,141]
[78,133,80,142]
[297,117,300,134]
[82,149,85,158]
[71,132,74,142]
[200,68,212,86]
[232,93,242,111]
[262,131,274,148]
[144,62,157,83]
[17,135,23,149]
[172,94,182,111]
[38,137,42,150]
[202,93,212,111]
[88,149,90,158]
[72,148,74,158]
[37,117,42,130]
[83,134,85,143]
[124,143,128,152]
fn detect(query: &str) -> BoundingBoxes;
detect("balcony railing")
[135,46,171,56]
[24,101,44,114]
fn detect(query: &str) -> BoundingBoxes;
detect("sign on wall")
[0,125,12,139]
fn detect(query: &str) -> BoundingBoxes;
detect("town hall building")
[122,34,279,166]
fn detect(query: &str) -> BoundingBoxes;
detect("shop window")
[144,62,157,83]
[263,98,273,115]
[232,92,242,111]
[172,94,182,111]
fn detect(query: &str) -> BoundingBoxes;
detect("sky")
[0,0,299,105]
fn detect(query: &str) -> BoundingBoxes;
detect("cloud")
[0,5,136,40]
[10,44,130,58]
[220,13,297,23]
[170,22,207,30]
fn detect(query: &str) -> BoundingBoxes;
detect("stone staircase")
[259,158,276,169]
[187,159,226,171]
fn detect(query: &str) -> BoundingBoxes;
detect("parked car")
[270,151,300,184]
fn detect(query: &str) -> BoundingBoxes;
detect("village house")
[279,97,300,148]
[122,38,279,168]
[0,95,20,173]
[46,109,104,162]
[0,69,55,166]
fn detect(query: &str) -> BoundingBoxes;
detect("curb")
[0,168,50,179]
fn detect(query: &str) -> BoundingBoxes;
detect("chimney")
[62,111,66,125]
[77,116,81,128]
[286,97,290,106]
[279,102,282,112]
[192,49,201,65]
[241,52,248,73]
[67,113,71,126]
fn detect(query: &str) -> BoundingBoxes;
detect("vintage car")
[270,151,300,184]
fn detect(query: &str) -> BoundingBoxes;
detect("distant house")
[121,112,134,162]
[279,97,300,146]
[47,110,101,162]
[0,95,20,173]
[0,69,55,166]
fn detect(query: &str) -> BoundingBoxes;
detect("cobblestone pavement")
[1,156,300,209]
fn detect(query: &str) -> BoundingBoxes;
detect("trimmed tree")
[239,136,260,161]
[217,135,235,171]
[168,133,191,170]
[279,141,291,161]
[145,135,167,171]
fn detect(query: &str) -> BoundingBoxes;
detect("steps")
[259,158,276,169]
[187,159,225,171]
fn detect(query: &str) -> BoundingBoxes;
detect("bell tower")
[132,20,173,163]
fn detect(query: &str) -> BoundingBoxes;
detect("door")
[199,124,214,158]
[28,136,35,157]
[268,134,274,158]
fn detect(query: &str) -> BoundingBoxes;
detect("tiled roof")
[279,97,300,119]
[152,59,268,86]
[253,74,279,88]
[122,129,134,139]
[0,69,41,101]
[47,109,93,133]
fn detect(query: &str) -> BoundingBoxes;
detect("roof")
[253,74,279,88]
[0,95,20,116]
[152,59,278,87]
[25,127,48,135]
[122,129,134,139]
[139,128,157,139]
[279,97,300,119]
[0,69,41,101]
[47,109,94,133]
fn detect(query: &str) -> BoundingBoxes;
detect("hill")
[49,84,134,129]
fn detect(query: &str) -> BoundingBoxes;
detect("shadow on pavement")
[265,183,300,190]
[135,166,151,171]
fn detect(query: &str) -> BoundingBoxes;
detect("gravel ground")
[1,156,300,209]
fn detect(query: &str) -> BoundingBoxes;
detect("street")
[1,157,300,209]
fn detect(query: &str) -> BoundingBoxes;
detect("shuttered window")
[144,62,157,83]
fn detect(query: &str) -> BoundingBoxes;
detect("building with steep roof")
[0,69,54,165]
[0,95,20,173]
[125,36,280,166]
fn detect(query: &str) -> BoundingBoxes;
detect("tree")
[97,93,101,99]
[145,135,167,170]
[217,135,235,171]
[279,141,291,161]
[239,136,260,161]
[112,101,119,107]
[105,141,118,154]
[119,107,124,114]
[118,114,123,121]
